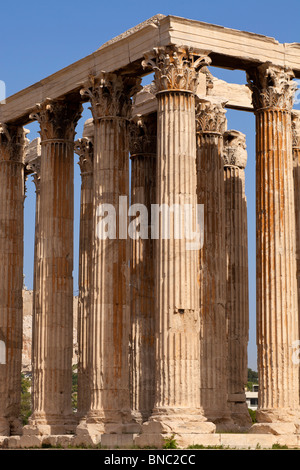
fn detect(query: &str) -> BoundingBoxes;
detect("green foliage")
[132,445,158,450]
[72,364,78,411]
[246,368,259,392]
[247,368,258,382]
[20,367,78,424]
[248,408,257,423]
[188,444,228,449]
[20,373,32,425]
[41,442,63,449]
[188,444,205,449]
[272,443,288,450]
[163,434,178,449]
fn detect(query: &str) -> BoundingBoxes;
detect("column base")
[24,412,77,436]
[74,411,142,447]
[0,418,10,436]
[230,411,252,432]
[202,408,236,432]
[250,408,300,435]
[9,418,23,436]
[131,409,150,425]
[0,417,22,436]
[228,394,253,431]
[86,409,141,434]
[134,407,216,449]
[74,420,103,446]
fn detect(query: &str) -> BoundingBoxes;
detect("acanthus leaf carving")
[29,98,83,141]
[246,63,297,111]
[80,72,142,121]
[195,98,227,134]
[74,137,94,175]
[223,130,247,169]
[0,123,27,163]
[27,157,41,191]
[142,46,211,93]
[128,114,157,156]
[292,112,300,149]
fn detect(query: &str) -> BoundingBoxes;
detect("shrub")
[163,434,178,449]
[248,408,256,423]
[20,373,32,425]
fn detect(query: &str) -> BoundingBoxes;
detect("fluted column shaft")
[25,142,41,328]
[196,99,231,426]
[247,64,300,426]
[34,141,74,422]
[0,124,26,436]
[129,114,156,423]
[256,109,298,410]
[81,73,141,431]
[90,117,129,422]
[223,130,251,429]
[292,113,300,339]
[224,165,248,391]
[155,90,200,412]
[141,47,214,432]
[75,137,93,418]
[28,99,82,433]
[27,152,41,408]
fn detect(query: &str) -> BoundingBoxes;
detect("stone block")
[0,436,8,448]
[134,419,217,449]
[7,436,21,449]
[101,433,138,449]
[175,433,221,449]
[74,423,102,446]
[19,435,43,448]
[249,422,297,436]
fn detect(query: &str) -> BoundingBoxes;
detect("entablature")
[1,14,299,126]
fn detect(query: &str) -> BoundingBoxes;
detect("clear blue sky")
[1,0,300,371]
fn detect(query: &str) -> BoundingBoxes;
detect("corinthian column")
[26,98,82,435]
[292,112,300,330]
[74,136,93,420]
[128,113,156,423]
[223,130,251,430]
[0,124,26,436]
[196,99,233,430]
[247,64,300,433]
[136,46,215,447]
[79,73,142,440]
[25,142,41,406]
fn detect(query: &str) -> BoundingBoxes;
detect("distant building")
[246,384,258,410]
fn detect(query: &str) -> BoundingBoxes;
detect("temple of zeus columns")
[1,14,300,448]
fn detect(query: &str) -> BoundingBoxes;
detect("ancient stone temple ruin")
[1,15,300,448]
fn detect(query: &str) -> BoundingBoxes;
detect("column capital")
[223,130,247,169]
[81,73,142,121]
[25,137,41,164]
[25,137,41,191]
[195,98,227,134]
[74,137,93,175]
[246,63,297,112]
[142,45,211,94]
[29,97,83,142]
[129,114,157,157]
[0,123,27,163]
[27,156,41,192]
[292,112,300,149]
